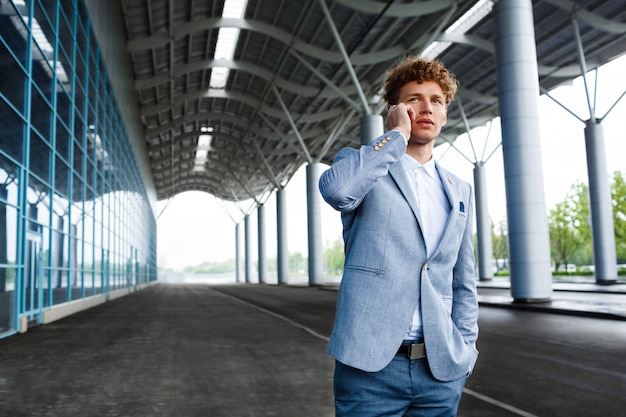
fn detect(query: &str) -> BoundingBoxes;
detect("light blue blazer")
[319,130,479,382]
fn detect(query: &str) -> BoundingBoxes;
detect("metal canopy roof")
[119,0,626,202]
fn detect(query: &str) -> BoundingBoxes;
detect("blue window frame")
[0,0,157,338]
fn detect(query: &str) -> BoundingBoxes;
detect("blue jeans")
[334,355,467,417]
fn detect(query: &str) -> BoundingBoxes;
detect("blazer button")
[423,263,429,271]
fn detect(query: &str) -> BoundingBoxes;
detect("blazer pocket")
[344,264,385,277]
[458,201,467,217]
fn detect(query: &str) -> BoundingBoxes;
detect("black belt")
[396,342,426,360]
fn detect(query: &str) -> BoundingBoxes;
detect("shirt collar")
[402,154,437,179]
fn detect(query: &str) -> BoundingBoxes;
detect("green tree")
[289,252,306,274]
[323,237,344,276]
[612,170,626,262]
[549,200,578,271]
[185,260,235,274]
[548,182,591,270]
[491,219,508,272]
[570,181,593,265]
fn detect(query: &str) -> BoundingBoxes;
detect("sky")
[156,55,626,270]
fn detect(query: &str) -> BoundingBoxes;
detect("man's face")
[397,80,447,145]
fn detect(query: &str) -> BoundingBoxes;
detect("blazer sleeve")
[319,130,407,212]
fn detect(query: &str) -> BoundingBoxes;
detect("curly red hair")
[382,56,458,106]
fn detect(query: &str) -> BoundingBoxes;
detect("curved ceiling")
[119,0,626,202]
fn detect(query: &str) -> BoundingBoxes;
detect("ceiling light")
[209,0,249,89]
[422,0,493,59]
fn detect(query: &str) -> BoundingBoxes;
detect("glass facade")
[0,0,157,337]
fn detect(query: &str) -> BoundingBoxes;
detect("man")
[318,56,479,417]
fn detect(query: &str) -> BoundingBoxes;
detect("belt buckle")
[406,342,425,360]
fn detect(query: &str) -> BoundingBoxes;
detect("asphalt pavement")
[0,280,624,417]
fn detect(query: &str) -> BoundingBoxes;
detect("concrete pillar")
[257,204,267,284]
[474,163,494,281]
[244,215,252,283]
[276,188,289,284]
[494,0,552,302]
[360,114,384,145]
[307,163,324,285]
[585,122,618,284]
[235,223,242,283]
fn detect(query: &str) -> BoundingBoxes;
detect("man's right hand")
[386,103,415,141]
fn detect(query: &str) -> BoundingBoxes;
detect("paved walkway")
[475,277,626,320]
[0,284,335,417]
[0,279,624,416]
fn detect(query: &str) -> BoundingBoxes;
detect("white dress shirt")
[400,153,451,340]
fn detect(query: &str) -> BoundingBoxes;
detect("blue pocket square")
[459,202,465,213]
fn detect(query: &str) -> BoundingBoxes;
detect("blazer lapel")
[431,162,464,257]
[389,162,424,230]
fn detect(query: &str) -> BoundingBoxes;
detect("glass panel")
[0,0,158,327]
[49,195,64,304]
[56,84,71,128]
[0,100,24,163]
[0,173,17,332]
[88,46,97,95]
[66,222,77,299]
[56,43,72,94]
[29,131,51,185]
[41,217,52,307]
[30,58,54,105]
[74,49,86,97]
[54,155,69,199]
[59,0,75,33]
[72,171,82,203]
[30,89,52,138]
[0,42,26,113]
[50,195,69,306]
[72,138,83,177]
[75,14,87,59]
[38,0,57,30]
[55,119,70,163]
[31,1,55,103]
[0,2,28,68]
[0,267,16,334]
[74,83,85,124]
[57,4,73,56]
[27,175,48,225]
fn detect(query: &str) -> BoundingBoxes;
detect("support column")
[276,188,289,285]
[494,0,552,302]
[585,122,617,284]
[360,114,384,145]
[307,163,324,286]
[244,215,252,283]
[474,163,493,281]
[257,204,267,284]
[235,223,242,283]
